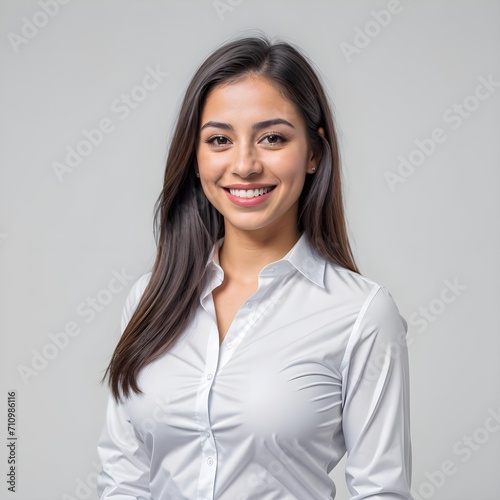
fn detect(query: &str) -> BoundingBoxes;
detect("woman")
[97,34,413,499]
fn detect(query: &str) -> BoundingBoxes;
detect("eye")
[260,133,287,145]
[205,135,231,147]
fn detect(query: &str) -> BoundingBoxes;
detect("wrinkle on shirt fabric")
[97,233,413,500]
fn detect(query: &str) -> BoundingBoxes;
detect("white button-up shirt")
[97,234,412,499]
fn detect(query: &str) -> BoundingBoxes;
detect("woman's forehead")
[200,75,301,123]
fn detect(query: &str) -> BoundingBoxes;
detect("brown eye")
[261,133,286,145]
[206,135,231,147]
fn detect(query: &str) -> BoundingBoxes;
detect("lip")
[223,185,276,207]
[223,183,276,189]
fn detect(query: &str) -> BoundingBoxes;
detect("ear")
[306,127,325,174]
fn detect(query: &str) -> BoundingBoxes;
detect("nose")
[231,143,263,178]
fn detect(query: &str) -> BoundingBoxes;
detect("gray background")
[1,0,499,499]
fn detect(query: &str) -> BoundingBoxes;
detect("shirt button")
[246,302,253,309]
[207,373,213,380]
[207,457,214,466]
[205,431,210,438]
[226,342,232,349]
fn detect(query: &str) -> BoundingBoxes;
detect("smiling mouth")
[226,186,276,199]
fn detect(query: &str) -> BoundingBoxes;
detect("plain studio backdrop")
[0,1,499,499]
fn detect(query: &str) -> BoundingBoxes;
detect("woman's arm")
[97,396,151,499]
[341,285,413,499]
[97,273,152,499]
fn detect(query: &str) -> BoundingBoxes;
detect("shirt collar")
[280,233,325,288]
[206,233,325,289]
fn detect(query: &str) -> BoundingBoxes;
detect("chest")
[212,279,257,344]
[125,284,354,450]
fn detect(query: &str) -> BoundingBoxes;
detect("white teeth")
[229,187,273,198]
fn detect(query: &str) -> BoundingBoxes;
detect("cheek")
[269,146,309,180]
[196,163,222,207]
[274,160,308,189]
[197,151,224,181]
[199,177,218,202]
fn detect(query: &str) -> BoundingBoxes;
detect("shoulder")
[302,236,402,324]
[323,260,383,304]
[332,271,408,374]
[324,261,407,340]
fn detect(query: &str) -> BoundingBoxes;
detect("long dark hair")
[103,34,360,402]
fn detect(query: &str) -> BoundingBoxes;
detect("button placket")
[194,322,219,499]
[217,280,273,369]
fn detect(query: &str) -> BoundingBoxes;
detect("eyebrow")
[199,118,295,132]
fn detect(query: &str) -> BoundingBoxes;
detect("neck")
[218,224,301,285]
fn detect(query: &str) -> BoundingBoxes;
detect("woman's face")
[196,75,318,238]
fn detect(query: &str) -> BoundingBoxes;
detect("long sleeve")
[340,286,413,499]
[97,273,153,499]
